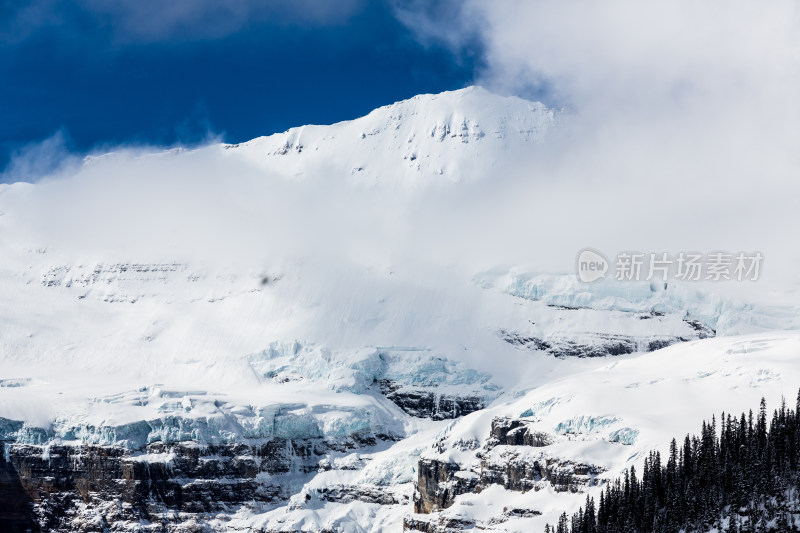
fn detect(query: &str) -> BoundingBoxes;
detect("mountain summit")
[229,86,559,184]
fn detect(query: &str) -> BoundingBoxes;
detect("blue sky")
[0,1,479,175]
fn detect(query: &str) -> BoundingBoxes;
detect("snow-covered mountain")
[0,87,798,532]
[228,86,558,185]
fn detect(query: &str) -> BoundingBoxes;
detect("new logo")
[576,248,609,283]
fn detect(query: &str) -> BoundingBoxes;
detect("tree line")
[545,392,800,532]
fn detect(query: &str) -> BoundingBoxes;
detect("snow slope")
[412,332,800,532]
[228,85,559,186]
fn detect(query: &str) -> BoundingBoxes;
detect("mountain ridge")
[226,85,560,184]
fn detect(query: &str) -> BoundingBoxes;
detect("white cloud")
[394,0,800,286]
[399,0,800,107]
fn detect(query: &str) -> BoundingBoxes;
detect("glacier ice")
[494,272,795,335]
[608,427,639,445]
[553,415,619,435]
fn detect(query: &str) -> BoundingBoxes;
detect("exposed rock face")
[414,458,478,514]
[683,318,716,339]
[315,484,404,505]
[404,514,476,532]
[0,434,391,532]
[500,330,675,357]
[499,320,715,358]
[0,442,37,533]
[405,507,541,532]
[478,447,603,494]
[489,417,554,447]
[498,306,718,359]
[413,451,603,516]
[379,380,487,420]
[413,417,603,516]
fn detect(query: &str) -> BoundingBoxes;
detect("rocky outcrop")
[404,514,476,532]
[683,318,716,339]
[414,458,479,514]
[499,329,715,358]
[414,450,603,517]
[0,434,392,532]
[315,484,405,505]
[404,506,541,532]
[0,442,37,533]
[501,330,658,357]
[479,447,603,493]
[414,416,603,516]
[489,417,554,447]
[379,380,487,420]
[499,312,717,359]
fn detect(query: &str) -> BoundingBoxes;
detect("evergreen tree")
[543,392,800,533]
